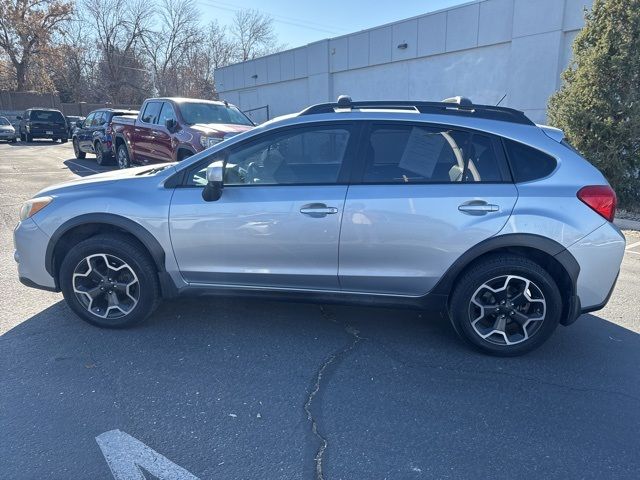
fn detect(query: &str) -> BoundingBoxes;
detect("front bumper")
[567,222,625,311]
[0,130,16,140]
[13,218,58,291]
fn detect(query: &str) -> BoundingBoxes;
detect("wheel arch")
[432,234,580,326]
[176,145,196,162]
[46,214,167,290]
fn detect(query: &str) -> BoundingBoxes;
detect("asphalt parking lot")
[1,140,639,479]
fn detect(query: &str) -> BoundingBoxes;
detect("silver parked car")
[0,116,17,142]
[13,96,625,356]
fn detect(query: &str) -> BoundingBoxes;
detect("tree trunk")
[15,62,27,91]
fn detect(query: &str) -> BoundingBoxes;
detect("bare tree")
[229,9,279,62]
[0,0,73,91]
[142,0,203,96]
[84,0,153,102]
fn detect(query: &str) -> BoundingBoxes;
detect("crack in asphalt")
[304,306,364,480]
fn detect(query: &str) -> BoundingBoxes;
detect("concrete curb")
[615,218,640,231]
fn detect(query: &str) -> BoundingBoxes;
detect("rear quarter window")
[503,139,557,183]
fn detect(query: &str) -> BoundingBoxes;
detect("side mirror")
[165,118,176,131]
[202,160,224,202]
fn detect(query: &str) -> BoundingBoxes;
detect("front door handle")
[300,203,339,217]
[458,200,499,215]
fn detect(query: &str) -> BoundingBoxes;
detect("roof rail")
[298,96,534,125]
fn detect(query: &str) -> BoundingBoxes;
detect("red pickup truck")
[111,97,254,168]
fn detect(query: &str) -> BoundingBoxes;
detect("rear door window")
[503,139,557,182]
[141,102,162,124]
[360,123,506,183]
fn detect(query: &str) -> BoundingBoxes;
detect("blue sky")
[196,0,472,48]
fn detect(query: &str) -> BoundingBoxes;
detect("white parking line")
[96,430,199,480]
[63,159,101,174]
[625,240,640,250]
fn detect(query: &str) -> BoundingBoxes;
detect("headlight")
[200,136,223,149]
[19,196,53,221]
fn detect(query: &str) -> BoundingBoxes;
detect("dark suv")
[18,108,68,143]
[72,108,138,165]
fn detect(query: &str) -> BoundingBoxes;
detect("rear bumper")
[567,222,625,311]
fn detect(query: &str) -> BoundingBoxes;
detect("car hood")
[36,164,177,196]
[190,123,253,136]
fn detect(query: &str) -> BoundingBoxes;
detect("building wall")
[215,0,593,124]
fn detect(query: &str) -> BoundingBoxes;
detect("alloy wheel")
[95,143,103,165]
[72,253,139,319]
[117,147,128,169]
[468,275,546,346]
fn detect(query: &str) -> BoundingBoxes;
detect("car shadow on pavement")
[1,297,639,479]
[62,158,115,177]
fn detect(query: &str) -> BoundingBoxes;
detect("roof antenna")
[496,93,507,106]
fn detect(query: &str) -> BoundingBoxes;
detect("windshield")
[0,117,10,126]
[180,102,253,126]
[30,110,65,122]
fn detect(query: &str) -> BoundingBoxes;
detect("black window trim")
[350,120,513,185]
[501,137,558,184]
[173,121,365,189]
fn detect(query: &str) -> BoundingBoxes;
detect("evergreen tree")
[548,0,640,208]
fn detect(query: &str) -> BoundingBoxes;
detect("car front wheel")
[73,139,86,159]
[117,144,131,169]
[449,255,562,356]
[59,234,160,328]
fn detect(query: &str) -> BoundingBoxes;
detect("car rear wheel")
[117,144,131,169]
[73,139,86,159]
[449,255,562,356]
[95,141,107,166]
[59,234,160,328]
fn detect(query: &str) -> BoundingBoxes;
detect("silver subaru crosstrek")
[14,96,625,356]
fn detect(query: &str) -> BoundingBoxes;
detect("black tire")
[95,141,107,166]
[26,133,32,142]
[178,150,193,162]
[61,138,68,144]
[20,133,25,141]
[73,139,86,159]
[59,234,160,328]
[117,144,131,169]
[448,254,562,356]
[52,138,57,143]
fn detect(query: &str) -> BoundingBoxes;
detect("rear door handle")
[458,201,499,215]
[300,203,339,217]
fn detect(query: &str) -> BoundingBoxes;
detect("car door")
[169,122,359,290]
[77,112,95,150]
[339,121,518,296]
[150,102,176,162]
[134,102,162,164]
[88,111,105,151]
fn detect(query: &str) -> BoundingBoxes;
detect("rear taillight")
[577,185,617,222]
